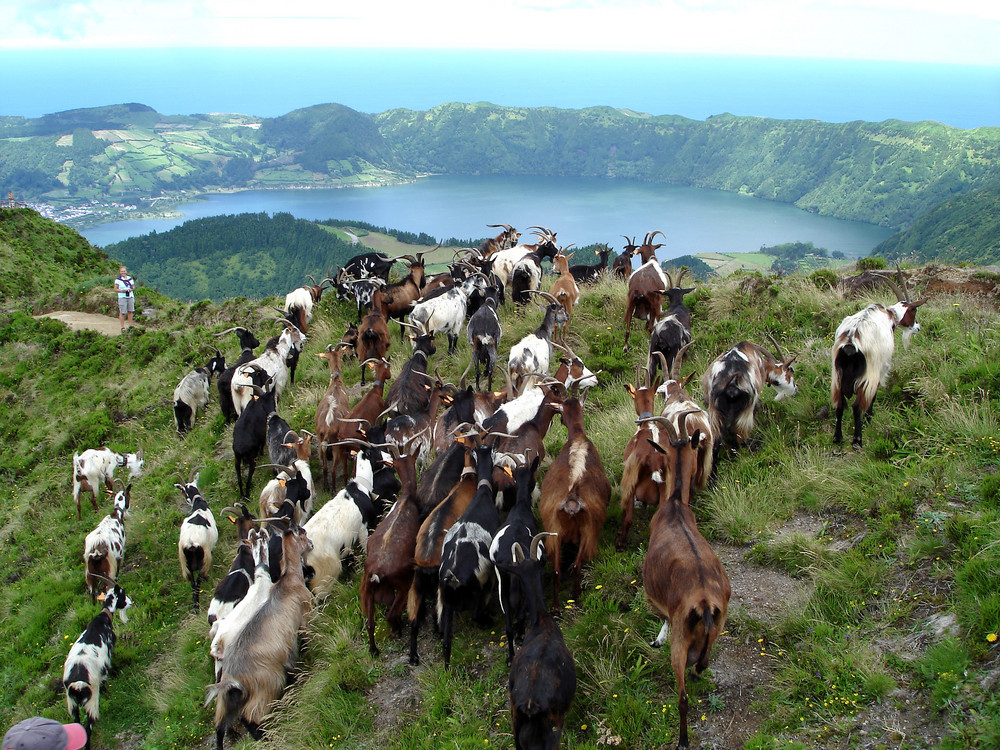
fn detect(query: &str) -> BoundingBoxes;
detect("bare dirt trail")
[35,310,129,336]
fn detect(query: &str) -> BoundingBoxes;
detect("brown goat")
[616,364,668,551]
[623,256,669,353]
[548,251,580,343]
[206,524,313,749]
[359,291,392,385]
[359,448,420,656]
[315,344,351,491]
[384,253,427,333]
[539,396,610,610]
[643,413,730,750]
[336,359,392,479]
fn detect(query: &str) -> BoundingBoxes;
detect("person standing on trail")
[113,265,136,334]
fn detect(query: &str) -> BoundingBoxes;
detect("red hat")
[2,718,87,750]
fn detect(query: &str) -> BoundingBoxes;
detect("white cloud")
[0,0,998,65]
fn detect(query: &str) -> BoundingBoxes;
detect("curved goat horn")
[765,332,784,361]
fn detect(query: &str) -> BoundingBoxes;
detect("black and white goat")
[437,437,500,669]
[210,528,271,674]
[71,447,143,520]
[703,336,797,456]
[302,440,379,599]
[409,274,485,354]
[342,251,395,282]
[214,327,261,423]
[509,227,560,305]
[467,288,502,390]
[489,455,540,665]
[507,292,569,394]
[83,483,130,599]
[648,268,695,381]
[831,268,927,448]
[175,469,219,612]
[63,583,133,750]
[208,504,257,636]
[173,350,227,433]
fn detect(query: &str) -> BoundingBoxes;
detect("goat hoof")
[649,639,661,649]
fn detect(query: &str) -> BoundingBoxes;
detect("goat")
[173,349,226,434]
[384,379,452,469]
[467,288,503,390]
[71,446,143,521]
[209,528,271,675]
[333,358,392,482]
[476,223,520,258]
[538,395,610,609]
[510,227,559,305]
[409,274,484,354]
[283,274,332,333]
[174,468,218,612]
[437,435,501,668]
[612,235,639,280]
[635,230,666,264]
[623,257,669,353]
[703,335,797,457]
[342,251,395,283]
[360,446,420,656]
[616,363,667,551]
[83,483,130,600]
[358,291,392,385]
[302,440,379,599]
[332,267,387,323]
[206,524,313,749]
[257,463,313,533]
[489,455,540,665]
[407,442,479,665]
[230,323,305,416]
[489,227,555,302]
[384,253,428,333]
[643,413,730,750]
[232,379,277,500]
[832,268,927,448]
[548,249,579,342]
[654,349,715,494]
[63,583,133,749]
[265,412,298,471]
[314,343,352,490]
[208,503,257,636]
[648,268,695,380]
[385,329,436,417]
[214,327,261,423]
[552,342,599,390]
[498,533,577,750]
[570,243,612,284]
[507,291,569,394]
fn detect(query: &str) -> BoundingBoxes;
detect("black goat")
[233,380,276,499]
[467,289,502,391]
[569,244,612,284]
[498,533,577,750]
[648,268,695,380]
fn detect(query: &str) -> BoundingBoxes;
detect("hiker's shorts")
[118,296,134,314]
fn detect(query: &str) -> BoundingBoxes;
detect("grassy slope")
[1,215,999,750]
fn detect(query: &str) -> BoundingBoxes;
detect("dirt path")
[36,310,129,336]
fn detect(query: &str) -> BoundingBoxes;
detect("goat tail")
[205,679,247,728]
[191,570,202,612]
[174,400,192,433]
[65,681,95,719]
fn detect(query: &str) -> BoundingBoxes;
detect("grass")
[1,228,1000,749]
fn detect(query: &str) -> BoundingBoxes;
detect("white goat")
[71,447,143,520]
[230,324,305,416]
[408,275,484,354]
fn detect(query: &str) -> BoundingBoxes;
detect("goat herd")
[62,226,928,750]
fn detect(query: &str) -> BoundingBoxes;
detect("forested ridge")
[3,101,1000,230]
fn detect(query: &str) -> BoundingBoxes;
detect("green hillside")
[106,212,359,301]
[2,214,999,750]
[873,183,1000,266]
[3,102,1000,230]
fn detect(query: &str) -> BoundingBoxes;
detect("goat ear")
[278,479,287,488]
[690,430,702,450]
[228,516,237,524]
[646,438,668,455]
[624,384,636,397]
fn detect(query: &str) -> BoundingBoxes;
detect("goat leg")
[441,602,454,669]
[833,397,845,444]
[852,401,864,449]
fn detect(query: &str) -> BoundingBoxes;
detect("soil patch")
[36,310,128,336]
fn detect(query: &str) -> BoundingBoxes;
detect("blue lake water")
[80,175,894,259]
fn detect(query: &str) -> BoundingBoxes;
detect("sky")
[2,0,1000,66]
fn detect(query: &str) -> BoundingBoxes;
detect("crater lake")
[80,175,894,258]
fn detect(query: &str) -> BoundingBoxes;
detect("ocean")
[2,48,998,128]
